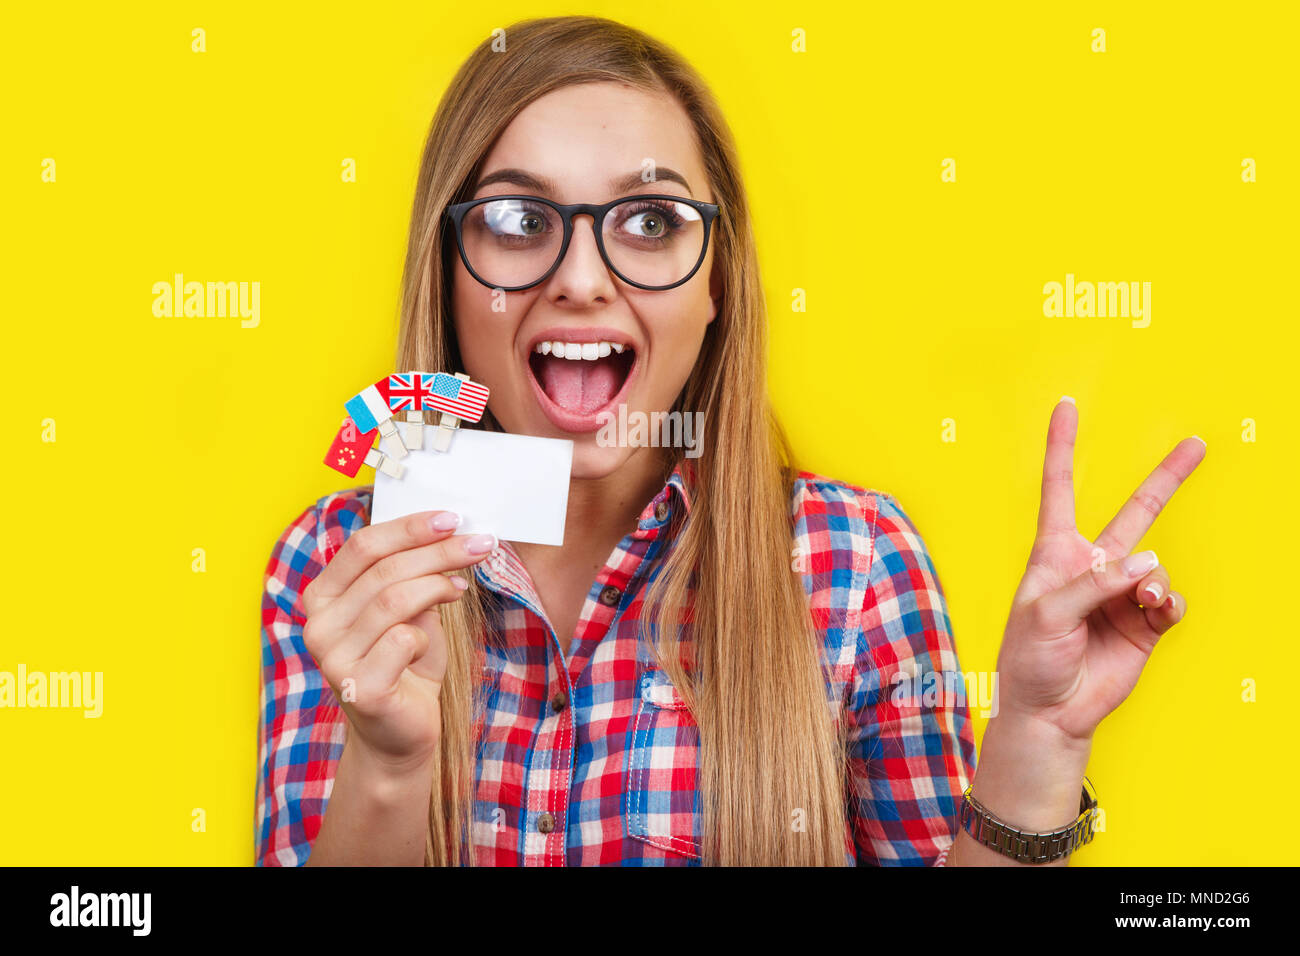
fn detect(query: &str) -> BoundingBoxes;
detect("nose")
[544,213,616,305]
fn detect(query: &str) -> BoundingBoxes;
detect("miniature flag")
[323,416,404,479]
[389,371,438,450]
[344,377,393,434]
[324,417,378,478]
[387,372,436,413]
[343,375,406,459]
[427,372,490,422]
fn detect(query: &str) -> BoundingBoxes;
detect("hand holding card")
[325,369,572,547]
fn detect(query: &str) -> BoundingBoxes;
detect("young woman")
[256,16,1205,866]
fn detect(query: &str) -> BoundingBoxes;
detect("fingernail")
[1142,582,1164,605]
[450,574,469,591]
[465,533,497,555]
[1122,550,1159,577]
[1059,395,1076,405]
[431,511,461,532]
[1191,435,1207,447]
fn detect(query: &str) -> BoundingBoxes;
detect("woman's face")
[451,81,719,480]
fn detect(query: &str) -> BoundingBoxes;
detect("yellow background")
[2,1,1294,865]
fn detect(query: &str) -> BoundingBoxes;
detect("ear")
[706,259,723,323]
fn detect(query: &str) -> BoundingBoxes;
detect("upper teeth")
[534,340,627,360]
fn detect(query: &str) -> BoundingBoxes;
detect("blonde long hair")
[395,15,848,866]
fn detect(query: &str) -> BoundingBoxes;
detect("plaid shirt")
[257,460,977,866]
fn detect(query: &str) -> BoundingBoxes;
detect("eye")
[482,200,554,237]
[517,212,546,236]
[615,200,692,241]
[625,210,668,238]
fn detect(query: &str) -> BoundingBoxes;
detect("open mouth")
[526,335,638,432]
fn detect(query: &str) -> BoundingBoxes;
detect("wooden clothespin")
[363,447,405,479]
[427,371,491,452]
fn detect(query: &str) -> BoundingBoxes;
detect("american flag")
[387,372,435,413]
[427,372,490,421]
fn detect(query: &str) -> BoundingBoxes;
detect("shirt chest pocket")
[625,668,703,861]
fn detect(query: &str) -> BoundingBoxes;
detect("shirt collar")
[636,456,693,528]
[475,455,695,605]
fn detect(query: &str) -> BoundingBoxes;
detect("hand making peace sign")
[995,397,1207,745]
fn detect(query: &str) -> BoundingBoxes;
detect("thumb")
[404,605,450,684]
[1039,550,1160,631]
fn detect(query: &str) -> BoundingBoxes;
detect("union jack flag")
[387,372,436,413]
[427,372,490,421]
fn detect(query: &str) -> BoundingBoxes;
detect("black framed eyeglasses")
[445,194,720,292]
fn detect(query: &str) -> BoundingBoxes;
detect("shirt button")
[599,585,622,606]
[550,691,567,712]
[537,812,555,834]
[655,501,670,522]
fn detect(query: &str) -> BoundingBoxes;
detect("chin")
[567,440,642,480]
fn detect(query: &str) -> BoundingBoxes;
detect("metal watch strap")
[958,777,1099,864]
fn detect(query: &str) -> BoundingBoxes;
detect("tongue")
[536,354,622,413]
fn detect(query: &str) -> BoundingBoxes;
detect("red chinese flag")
[323,416,377,477]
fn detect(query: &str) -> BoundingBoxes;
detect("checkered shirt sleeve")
[843,491,978,866]
[255,491,367,866]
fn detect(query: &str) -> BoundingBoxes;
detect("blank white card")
[371,428,573,546]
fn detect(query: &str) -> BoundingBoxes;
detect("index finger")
[1094,437,1206,558]
[301,509,460,614]
[1036,397,1079,538]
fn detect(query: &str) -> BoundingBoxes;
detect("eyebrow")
[473,166,695,198]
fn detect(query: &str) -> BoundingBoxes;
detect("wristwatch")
[958,777,1099,864]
